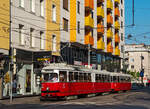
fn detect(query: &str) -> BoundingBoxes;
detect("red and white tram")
[40,64,131,100]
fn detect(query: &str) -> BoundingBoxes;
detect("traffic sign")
[140,69,144,77]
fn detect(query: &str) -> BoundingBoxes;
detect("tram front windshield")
[43,73,58,82]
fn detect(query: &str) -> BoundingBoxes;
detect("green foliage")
[136,72,140,78]
[127,70,139,79]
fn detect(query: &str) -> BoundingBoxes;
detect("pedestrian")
[148,79,150,87]
[12,79,17,93]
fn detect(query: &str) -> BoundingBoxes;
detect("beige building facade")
[125,44,150,83]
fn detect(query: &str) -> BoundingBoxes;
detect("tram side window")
[43,73,49,82]
[96,74,99,82]
[59,71,67,82]
[128,77,131,82]
[120,77,123,83]
[110,76,112,82]
[88,73,91,82]
[79,73,84,82]
[74,72,79,82]
[102,74,105,83]
[118,76,120,83]
[100,74,103,82]
[99,74,101,82]
[98,74,101,82]
[69,72,74,82]
[113,76,117,82]
[107,75,110,83]
[84,73,88,82]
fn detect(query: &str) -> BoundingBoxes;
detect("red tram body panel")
[41,82,111,98]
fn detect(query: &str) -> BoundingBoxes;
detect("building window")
[121,0,123,4]
[30,28,35,47]
[63,18,68,32]
[40,0,44,17]
[52,4,56,22]
[131,65,134,69]
[19,0,24,8]
[77,1,80,14]
[40,31,44,49]
[30,0,35,12]
[77,21,80,34]
[52,35,56,52]
[121,45,124,53]
[91,29,93,37]
[121,33,123,41]
[121,21,123,28]
[63,0,68,11]
[131,58,134,62]
[91,11,94,19]
[19,24,24,45]
[121,9,123,17]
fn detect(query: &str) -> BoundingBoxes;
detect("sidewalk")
[0,96,40,105]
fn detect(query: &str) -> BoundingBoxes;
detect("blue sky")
[125,0,150,44]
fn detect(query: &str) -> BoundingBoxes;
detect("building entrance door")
[26,69,31,93]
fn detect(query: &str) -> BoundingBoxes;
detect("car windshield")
[42,73,58,82]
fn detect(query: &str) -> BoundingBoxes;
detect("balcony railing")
[97,0,104,4]
[115,21,120,30]
[107,29,113,39]
[115,0,120,4]
[85,34,94,45]
[115,8,120,17]
[85,15,94,28]
[85,0,94,10]
[107,0,113,10]
[115,34,120,43]
[115,48,120,56]
[97,40,105,50]
[97,24,104,34]
[107,45,113,53]
[107,14,113,25]
[97,6,104,18]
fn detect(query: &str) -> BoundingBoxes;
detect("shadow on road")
[0,103,149,109]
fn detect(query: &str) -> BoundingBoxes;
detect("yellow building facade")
[46,0,60,56]
[0,0,10,52]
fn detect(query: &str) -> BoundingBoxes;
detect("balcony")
[115,0,120,4]
[107,0,113,10]
[115,48,120,56]
[115,8,120,17]
[97,6,104,18]
[85,0,94,10]
[85,15,94,28]
[115,21,120,30]
[97,0,104,4]
[97,40,105,50]
[115,34,120,43]
[107,29,113,39]
[97,24,104,34]
[107,45,113,53]
[107,14,113,25]
[85,34,94,45]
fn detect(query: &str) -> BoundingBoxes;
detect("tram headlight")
[46,87,49,91]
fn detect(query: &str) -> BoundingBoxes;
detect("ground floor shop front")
[1,48,53,99]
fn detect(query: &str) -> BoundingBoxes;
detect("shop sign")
[74,61,82,65]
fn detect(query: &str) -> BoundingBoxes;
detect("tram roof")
[110,72,132,77]
[42,63,75,71]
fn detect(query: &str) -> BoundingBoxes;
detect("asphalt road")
[0,88,150,109]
